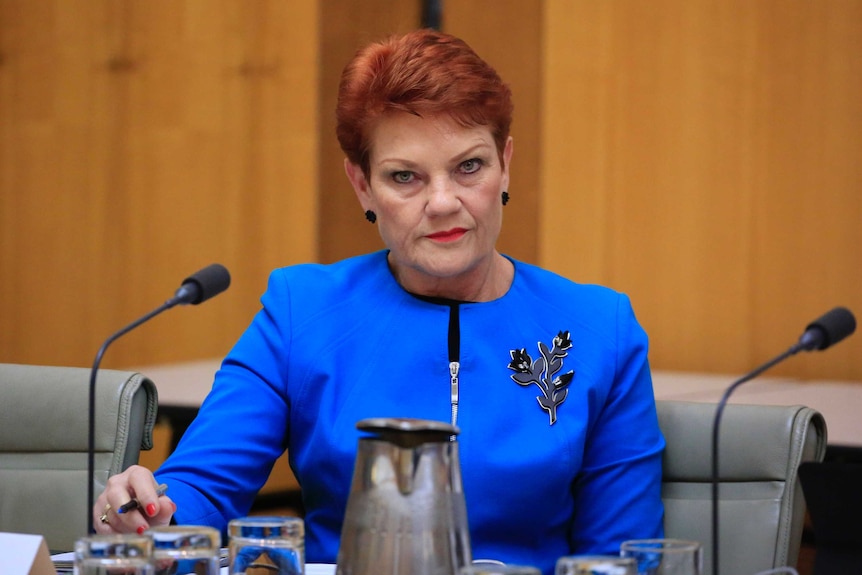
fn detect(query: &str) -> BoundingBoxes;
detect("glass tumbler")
[461,564,542,575]
[229,515,305,575]
[148,525,221,575]
[556,555,638,575]
[620,539,702,575]
[74,533,153,575]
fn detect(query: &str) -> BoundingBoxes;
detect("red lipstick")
[426,228,467,242]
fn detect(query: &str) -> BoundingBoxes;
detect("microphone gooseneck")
[87,264,231,535]
[710,306,855,575]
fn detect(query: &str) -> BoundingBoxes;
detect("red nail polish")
[146,503,156,517]
[137,525,146,535]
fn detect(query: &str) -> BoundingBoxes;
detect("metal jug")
[335,417,472,575]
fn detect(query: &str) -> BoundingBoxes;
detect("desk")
[651,370,794,399]
[720,380,862,449]
[136,359,221,408]
[652,371,862,449]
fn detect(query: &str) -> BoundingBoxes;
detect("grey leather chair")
[0,363,158,552]
[658,400,827,575]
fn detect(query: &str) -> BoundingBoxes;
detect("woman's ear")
[344,159,372,209]
[501,136,514,190]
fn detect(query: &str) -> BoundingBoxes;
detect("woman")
[95,29,664,574]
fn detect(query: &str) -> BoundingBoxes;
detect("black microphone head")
[174,263,231,305]
[799,306,856,351]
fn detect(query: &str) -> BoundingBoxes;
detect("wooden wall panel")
[748,1,862,379]
[2,1,860,382]
[0,0,319,368]
[317,0,421,264]
[541,1,862,379]
[444,0,542,265]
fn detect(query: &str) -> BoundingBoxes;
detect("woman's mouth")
[426,228,468,243]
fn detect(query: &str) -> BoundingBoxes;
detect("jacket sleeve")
[568,293,665,553]
[154,269,293,533]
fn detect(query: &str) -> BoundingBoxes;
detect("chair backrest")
[657,400,827,575]
[0,363,158,552]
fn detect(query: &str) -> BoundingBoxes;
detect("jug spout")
[336,418,472,575]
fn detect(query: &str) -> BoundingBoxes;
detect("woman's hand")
[93,465,176,535]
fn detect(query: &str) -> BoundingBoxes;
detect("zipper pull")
[449,361,460,438]
[449,361,460,405]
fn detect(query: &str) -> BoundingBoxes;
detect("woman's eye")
[460,158,483,174]
[392,171,415,184]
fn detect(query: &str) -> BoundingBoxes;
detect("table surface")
[135,359,862,447]
[652,372,862,447]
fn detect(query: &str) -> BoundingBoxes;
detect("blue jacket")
[156,250,664,574]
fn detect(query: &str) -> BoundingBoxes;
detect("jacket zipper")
[448,302,461,440]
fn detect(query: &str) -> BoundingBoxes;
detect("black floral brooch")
[507,330,575,425]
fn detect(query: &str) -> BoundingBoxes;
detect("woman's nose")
[426,177,460,214]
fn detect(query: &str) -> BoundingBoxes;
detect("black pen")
[117,483,169,514]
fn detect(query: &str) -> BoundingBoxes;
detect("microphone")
[172,263,233,306]
[793,306,857,353]
[87,264,231,534]
[710,306,856,575]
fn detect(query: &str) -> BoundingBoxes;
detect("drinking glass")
[148,525,221,575]
[228,516,305,575]
[620,539,702,575]
[556,555,638,575]
[74,533,154,575]
[460,564,542,575]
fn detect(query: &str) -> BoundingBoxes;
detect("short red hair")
[336,29,513,178]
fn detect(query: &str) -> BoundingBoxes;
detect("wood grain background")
[2,1,859,381]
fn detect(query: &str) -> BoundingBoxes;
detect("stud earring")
[501,191,510,206]
[364,210,377,224]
